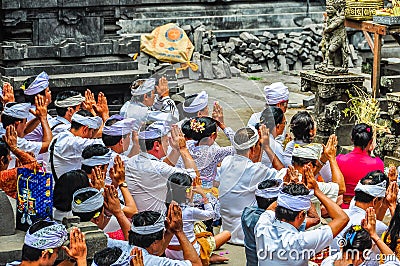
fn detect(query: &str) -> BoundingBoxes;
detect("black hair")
[129,211,164,248]
[72,190,103,222]
[181,117,217,142]
[0,101,3,113]
[354,170,389,203]
[55,91,81,117]
[23,76,47,105]
[81,144,110,174]
[256,179,280,209]
[93,247,122,266]
[53,170,90,212]
[182,93,207,118]
[102,116,128,147]
[0,140,10,165]
[21,220,56,261]
[275,183,310,222]
[70,109,94,130]
[166,173,192,208]
[342,226,372,254]
[259,106,284,132]
[384,204,400,252]
[291,156,317,167]
[1,102,24,128]
[351,123,373,150]
[290,111,315,143]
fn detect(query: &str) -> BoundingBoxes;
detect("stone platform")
[300,70,365,146]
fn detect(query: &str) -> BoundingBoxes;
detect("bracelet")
[10,146,18,153]
[317,159,326,166]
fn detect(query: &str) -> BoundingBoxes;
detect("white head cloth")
[277,189,314,211]
[138,121,171,139]
[183,91,209,113]
[255,179,283,199]
[54,94,85,108]
[72,187,104,213]
[82,150,112,167]
[103,115,138,136]
[23,71,49,96]
[131,78,156,96]
[292,143,323,160]
[354,180,387,198]
[91,246,134,266]
[264,82,289,105]
[232,127,259,150]
[72,113,103,129]
[24,220,68,249]
[131,213,165,235]
[3,103,31,119]
[0,86,3,99]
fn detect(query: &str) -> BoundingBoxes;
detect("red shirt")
[336,147,384,208]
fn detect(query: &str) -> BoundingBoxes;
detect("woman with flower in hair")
[337,123,384,208]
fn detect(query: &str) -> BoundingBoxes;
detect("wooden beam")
[372,32,382,98]
[345,19,388,35]
[363,31,374,52]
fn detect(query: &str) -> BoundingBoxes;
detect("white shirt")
[331,205,388,265]
[47,130,103,178]
[24,105,52,142]
[107,238,191,266]
[255,219,333,266]
[125,152,196,213]
[217,154,284,245]
[261,134,285,168]
[247,112,262,128]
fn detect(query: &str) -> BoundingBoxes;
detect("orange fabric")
[195,231,214,266]
[0,162,37,198]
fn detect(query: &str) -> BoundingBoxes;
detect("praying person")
[125,122,198,213]
[247,82,289,128]
[337,123,384,208]
[255,166,349,266]
[383,203,400,260]
[241,179,281,266]
[92,246,144,266]
[81,144,112,181]
[164,173,231,264]
[217,125,285,245]
[179,91,209,126]
[1,98,52,164]
[6,220,87,266]
[322,208,400,266]
[48,109,103,179]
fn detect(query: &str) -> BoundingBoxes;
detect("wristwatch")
[118,182,128,188]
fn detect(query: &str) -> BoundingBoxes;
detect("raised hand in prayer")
[104,185,123,216]
[110,155,125,187]
[2,82,15,103]
[94,92,109,120]
[30,95,48,120]
[303,165,319,191]
[63,227,87,266]
[3,125,18,151]
[361,207,377,238]
[388,165,398,182]
[83,89,96,116]
[130,247,144,266]
[155,76,169,98]
[212,101,225,130]
[385,181,399,216]
[322,134,338,161]
[284,165,301,184]
[169,124,186,151]
[165,202,183,234]
[259,124,270,148]
[90,166,106,190]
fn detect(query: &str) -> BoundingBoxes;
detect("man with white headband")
[331,170,397,264]
[179,91,209,124]
[81,144,112,180]
[120,77,178,123]
[22,72,53,141]
[256,167,349,266]
[1,98,52,166]
[47,109,104,179]
[6,219,87,266]
[247,81,289,129]
[125,121,198,213]
[241,179,282,265]
[291,140,346,229]
[217,125,286,245]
